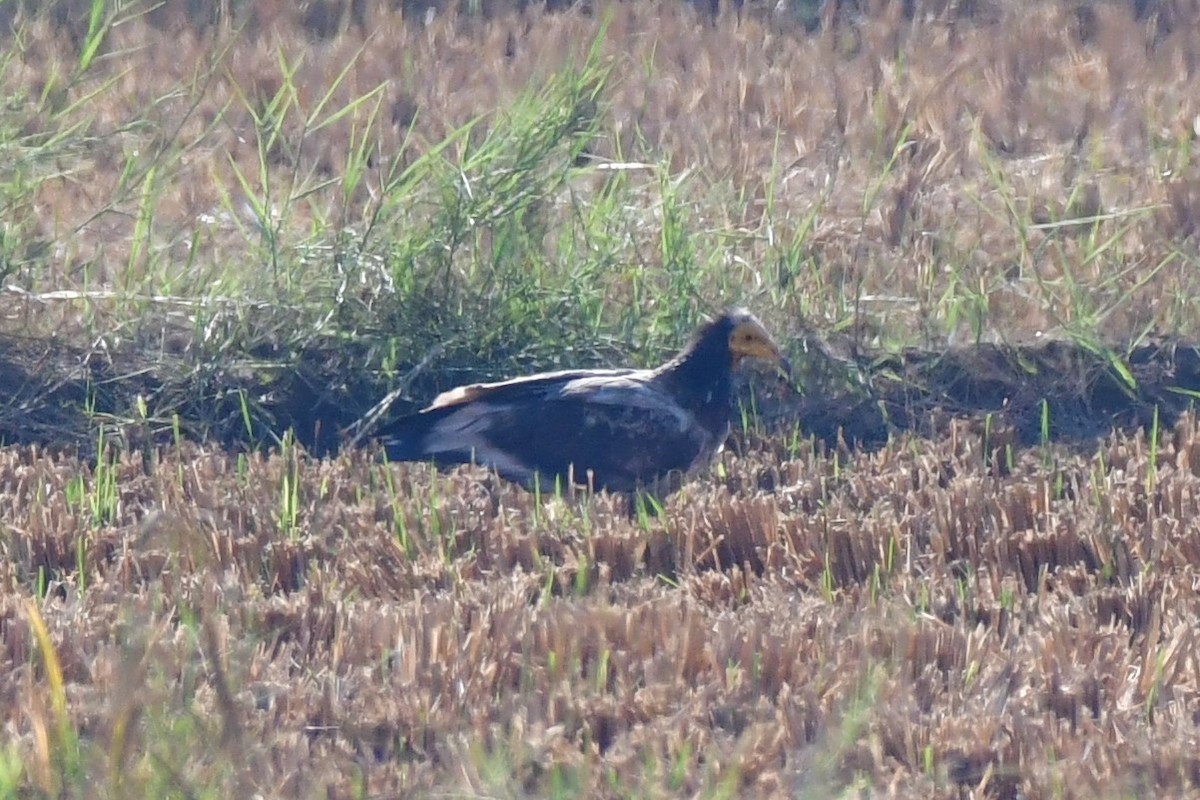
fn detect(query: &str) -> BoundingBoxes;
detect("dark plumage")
[377,308,789,495]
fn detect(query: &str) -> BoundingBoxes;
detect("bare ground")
[1,327,1197,458]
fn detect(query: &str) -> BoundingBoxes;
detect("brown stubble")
[7,1,1200,795]
[2,415,1200,794]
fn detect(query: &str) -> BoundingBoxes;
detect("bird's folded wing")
[427,368,643,410]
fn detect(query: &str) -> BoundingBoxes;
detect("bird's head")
[724,308,791,376]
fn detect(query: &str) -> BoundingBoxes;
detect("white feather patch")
[559,373,692,431]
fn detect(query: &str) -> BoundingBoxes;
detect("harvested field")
[4,420,1200,797]
[3,0,1200,797]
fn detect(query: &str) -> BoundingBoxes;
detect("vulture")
[377,308,790,496]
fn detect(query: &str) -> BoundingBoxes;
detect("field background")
[2,0,1200,797]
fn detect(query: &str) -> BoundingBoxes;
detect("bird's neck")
[657,340,734,410]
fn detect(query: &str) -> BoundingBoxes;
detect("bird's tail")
[376,405,460,463]
[376,411,434,462]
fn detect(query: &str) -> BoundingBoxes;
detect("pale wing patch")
[427,368,641,410]
[557,371,654,395]
[428,384,490,409]
[559,373,693,432]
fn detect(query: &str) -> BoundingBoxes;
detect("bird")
[376,308,790,498]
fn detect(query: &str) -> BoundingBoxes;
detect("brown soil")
[789,337,1200,449]
[2,330,1196,459]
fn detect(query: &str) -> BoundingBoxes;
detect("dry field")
[5,421,1200,798]
[3,0,1200,797]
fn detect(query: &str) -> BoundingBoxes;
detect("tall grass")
[0,0,1196,453]
[0,8,809,450]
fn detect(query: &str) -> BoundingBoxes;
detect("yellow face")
[728,314,788,372]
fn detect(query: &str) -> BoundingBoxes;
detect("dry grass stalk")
[0,415,1199,794]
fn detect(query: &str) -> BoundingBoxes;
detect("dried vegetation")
[4,0,1200,797]
[3,0,1199,336]
[4,416,1200,796]
[2,0,1200,449]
